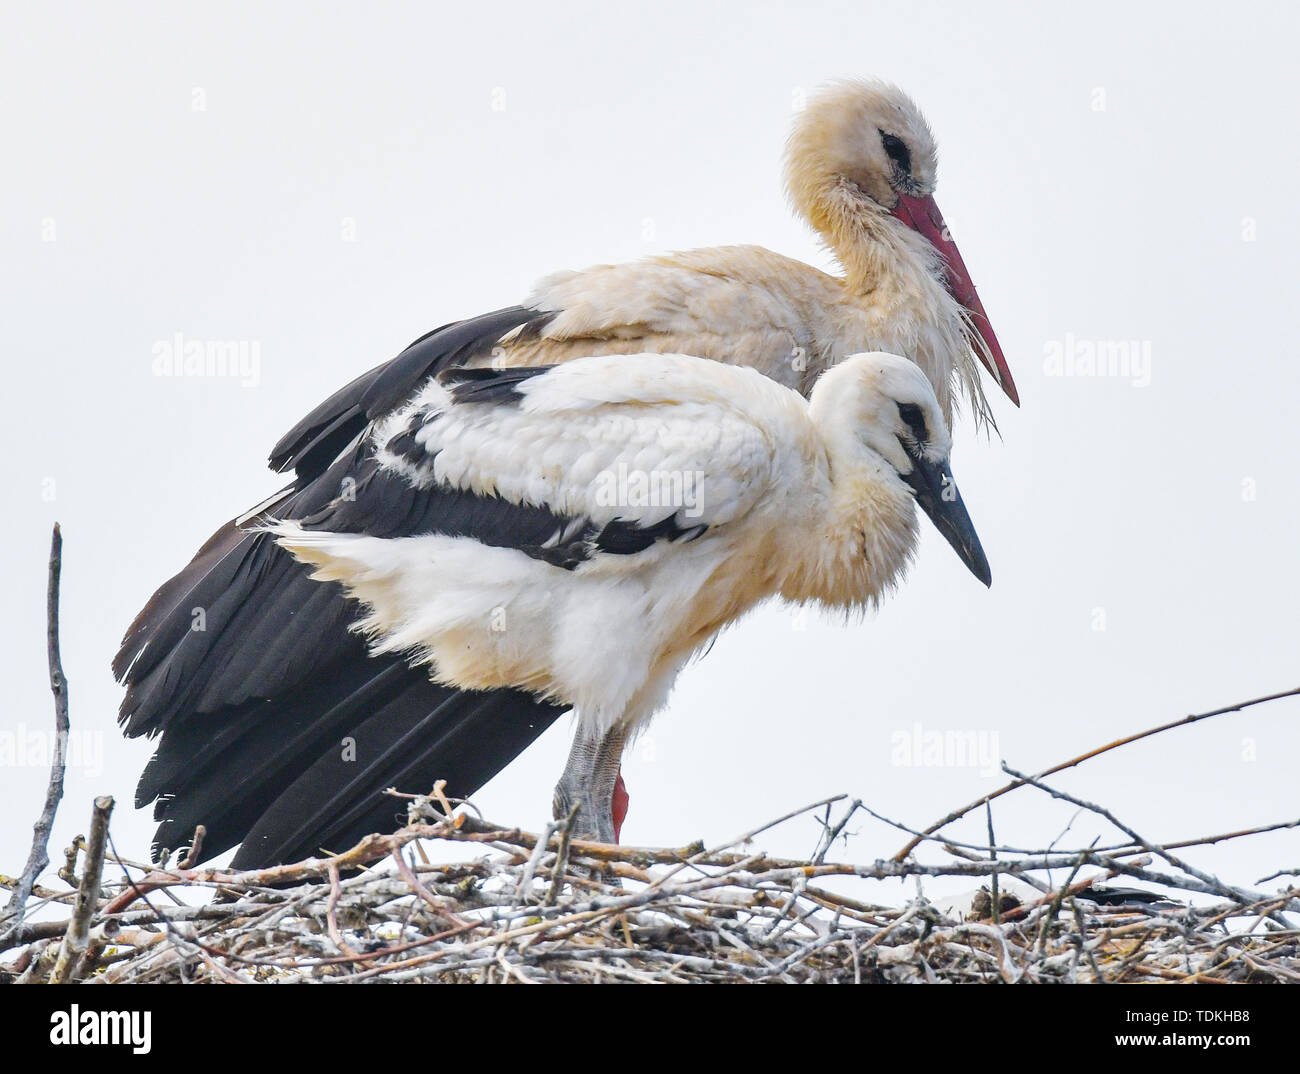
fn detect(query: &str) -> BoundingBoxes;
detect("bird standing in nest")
[270,351,991,842]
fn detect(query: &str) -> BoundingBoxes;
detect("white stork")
[114,78,1013,866]
[269,352,990,841]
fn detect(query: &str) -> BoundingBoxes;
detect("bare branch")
[893,686,1300,861]
[49,795,113,983]
[1,525,71,945]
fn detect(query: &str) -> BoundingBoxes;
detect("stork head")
[785,79,1017,406]
[812,352,992,587]
[785,78,939,210]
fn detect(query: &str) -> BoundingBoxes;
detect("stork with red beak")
[115,79,1015,865]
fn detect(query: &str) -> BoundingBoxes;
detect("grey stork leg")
[553,722,629,843]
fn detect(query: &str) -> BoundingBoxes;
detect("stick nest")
[5,789,1298,984]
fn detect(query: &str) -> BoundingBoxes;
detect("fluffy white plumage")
[271,351,978,743]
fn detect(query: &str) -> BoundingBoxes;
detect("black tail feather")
[232,684,563,868]
[144,650,564,866]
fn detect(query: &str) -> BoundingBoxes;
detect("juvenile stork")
[115,78,1013,866]
[270,352,990,841]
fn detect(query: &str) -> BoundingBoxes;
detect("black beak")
[901,449,992,587]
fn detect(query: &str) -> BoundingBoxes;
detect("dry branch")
[1,526,70,945]
[893,686,1300,861]
[48,796,114,984]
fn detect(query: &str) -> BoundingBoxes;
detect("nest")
[5,785,1298,984]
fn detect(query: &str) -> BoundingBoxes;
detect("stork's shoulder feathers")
[373,352,811,538]
[509,247,844,390]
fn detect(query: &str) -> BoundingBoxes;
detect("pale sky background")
[2,1,1296,908]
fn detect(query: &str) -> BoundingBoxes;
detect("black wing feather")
[299,451,601,569]
[116,308,567,867]
[438,364,555,405]
[268,307,551,476]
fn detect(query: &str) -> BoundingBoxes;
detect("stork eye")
[897,402,927,442]
[879,131,912,177]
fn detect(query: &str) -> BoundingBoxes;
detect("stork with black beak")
[270,352,990,841]
[115,79,1013,866]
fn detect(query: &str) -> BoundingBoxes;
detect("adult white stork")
[114,78,1013,866]
[269,352,990,841]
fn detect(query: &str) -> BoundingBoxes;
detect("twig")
[325,863,361,961]
[1001,763,1299,916]
[812,799,862,865]
[177,826,206,871]
[1,526,70,944]
[517,818,561,901]
[49,795,113,983]
[986,803,1000,927]
[893,686,1300,861]
[390,848,469,929]
[544,804,581,906]
[1034,841,1097,955]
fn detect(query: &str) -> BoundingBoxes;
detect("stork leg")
[553,722,629,843]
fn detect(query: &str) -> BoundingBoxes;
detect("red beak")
[892,192,1019,407]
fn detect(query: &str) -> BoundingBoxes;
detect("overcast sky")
[2,1,1296,907]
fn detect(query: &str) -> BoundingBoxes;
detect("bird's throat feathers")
[777,453,918,611]
[803,189,991,431]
